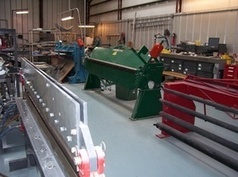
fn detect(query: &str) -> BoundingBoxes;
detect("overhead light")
[16,10,29,14]
[78,25,95,28]
[61,16,74,21]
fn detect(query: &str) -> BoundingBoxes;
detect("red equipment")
[155,75,238,172]
[158,75,238,136]
[150,41,164,58]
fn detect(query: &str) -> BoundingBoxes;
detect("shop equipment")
[54,41,87,83]
[16,58,105,177]
[84,44,164,120]
[154,75,238,172]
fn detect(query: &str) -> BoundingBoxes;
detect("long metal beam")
[160,111,238,152]
[154,122,238,172]
[164,88,238,115]
[161,99,238,133]
[20,58,99,174]
[89,0,166,17]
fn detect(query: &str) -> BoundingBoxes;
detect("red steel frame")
[159,75,238,137]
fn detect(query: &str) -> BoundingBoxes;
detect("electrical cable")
[0,125,20,138]
[0,103,18,132]
[1,114,19,130]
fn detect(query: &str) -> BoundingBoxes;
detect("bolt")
[49,113,54,117]
[45,107,50,112]
[42,103,46,107]
[71,147,76,154]
[45,161,54,169]
[26,81,31,85]
[39,98,43,102]
[67,136,72,142]
[46,83,50,87]
[71,129,77,135]
[60,127,67,132]
[74,157,81,166]
[34,91,37,95]
[54,120,59,124]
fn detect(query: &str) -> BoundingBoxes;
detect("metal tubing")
[154,123,238,172]
[161,99,238,133]
[164,88,238,115]
[160,111,238,152]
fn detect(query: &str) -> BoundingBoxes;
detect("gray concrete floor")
[0,82,237,177]
[63,83,238,177]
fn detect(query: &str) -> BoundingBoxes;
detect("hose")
[0,125,20,138]
[0,103,18,132]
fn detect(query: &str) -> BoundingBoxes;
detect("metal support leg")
[84,74,101,90]
[131,89,162,120]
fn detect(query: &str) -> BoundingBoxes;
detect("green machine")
[84,45,164,120]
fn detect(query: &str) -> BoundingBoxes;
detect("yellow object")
[221,54,232,64]
[195,40,201,46]
[161,49,171,53]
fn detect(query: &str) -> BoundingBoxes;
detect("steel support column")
[118,0,122,20]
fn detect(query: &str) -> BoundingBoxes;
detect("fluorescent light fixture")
[16,10,29,14]
[78,25,95,28]
[61,16,74,21]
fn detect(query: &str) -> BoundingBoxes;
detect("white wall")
[182,0,238,12]
[90,0,176,23]
[91,0,238,53]
[122,1,175,19]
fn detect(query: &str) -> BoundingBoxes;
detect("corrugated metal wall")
[0,0,84,41]
[96,14,173,50]
[173,9,238,53]
[91,0,238,53]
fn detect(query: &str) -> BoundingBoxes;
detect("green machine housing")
[84,45,163,120]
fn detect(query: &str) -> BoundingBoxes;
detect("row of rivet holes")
[26,80,77,144]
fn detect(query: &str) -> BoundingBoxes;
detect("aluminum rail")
[16,98,76,177]
[19,58,105,176]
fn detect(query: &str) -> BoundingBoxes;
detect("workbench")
[160,53,226,78]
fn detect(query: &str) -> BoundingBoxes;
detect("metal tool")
[19,58,105,177]
[54,41,88,84]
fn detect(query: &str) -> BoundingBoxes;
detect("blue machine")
[55,42,88,84]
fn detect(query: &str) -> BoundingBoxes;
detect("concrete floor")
[0,82,237,177]
[63,83,238,177]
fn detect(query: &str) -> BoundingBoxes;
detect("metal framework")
[19,58,105,177]
[155,75,238,172]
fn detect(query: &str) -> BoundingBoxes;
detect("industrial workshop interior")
[0,0,238,176]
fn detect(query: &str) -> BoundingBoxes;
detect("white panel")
[122,0,165,7]
[90,1,118,15]
[122,1,175,19]
[182,0,238,12]
[0,1,7,28]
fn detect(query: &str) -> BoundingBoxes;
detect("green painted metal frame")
[84,45,163,120]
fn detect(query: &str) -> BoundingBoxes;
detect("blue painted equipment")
[55,42,87,83]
